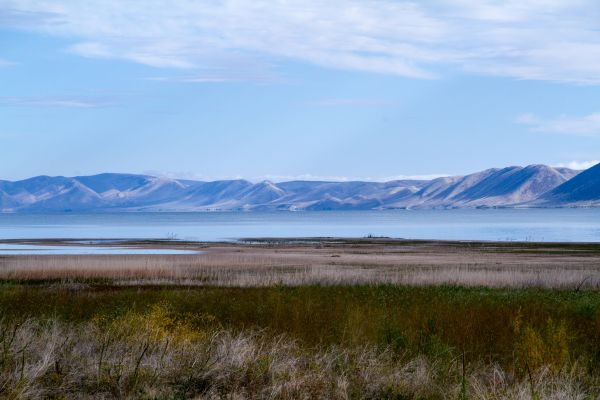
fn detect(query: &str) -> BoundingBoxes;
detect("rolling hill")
[0,163,593,212]
[534,163,600,207]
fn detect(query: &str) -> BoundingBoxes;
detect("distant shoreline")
[3,236,600,247]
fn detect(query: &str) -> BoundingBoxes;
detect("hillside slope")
[0,164,585,212]
[534,163,600,206]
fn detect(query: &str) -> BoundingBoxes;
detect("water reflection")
[0,244,198,255]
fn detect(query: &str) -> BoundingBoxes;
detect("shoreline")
[0,237,598,289]
[5,235,600,244]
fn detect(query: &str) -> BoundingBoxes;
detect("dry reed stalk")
[0,317,593,399]
[1,242,599,288]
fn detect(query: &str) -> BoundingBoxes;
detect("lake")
[0,243,199,255]
[0,209,599,242]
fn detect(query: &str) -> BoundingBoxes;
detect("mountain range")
[1,163,598,212]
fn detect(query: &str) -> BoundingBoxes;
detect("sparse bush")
[0,240,599,397]
[0,316,595,399]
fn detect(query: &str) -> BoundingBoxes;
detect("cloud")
[0,58,14,66]
[517,112,600,136]
[256,173,450,183]
[553,160,599,170]
[143,171,450,183]
[0,96,113,108]
[146,65,278,83]
[309,98,394,108]
[2,1,600,83]
[0,7,61,27]
[148,76,242,83]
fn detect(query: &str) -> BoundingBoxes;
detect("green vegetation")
[0,284,599,397]
[1,285,600,369]
[2,237,600,398]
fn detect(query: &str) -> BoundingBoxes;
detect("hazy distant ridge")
[0,163,597,212]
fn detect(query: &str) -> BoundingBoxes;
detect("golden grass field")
[1,239,600,288]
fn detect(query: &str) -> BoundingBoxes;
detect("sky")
[2,0,600,182]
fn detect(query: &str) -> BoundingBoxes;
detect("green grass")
[1,284,599,371]
[0,283,598,397]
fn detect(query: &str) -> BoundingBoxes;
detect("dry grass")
[0,239,599,398]
[1,240,600,288]
[0,311,595,399]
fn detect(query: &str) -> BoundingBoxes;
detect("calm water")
[0,209,599,243]
[0,243,198,255]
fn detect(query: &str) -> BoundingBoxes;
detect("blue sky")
[2,1,600,182]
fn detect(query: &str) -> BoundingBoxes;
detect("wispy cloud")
[0,132,18,139]
[0,7,61,27]
[256,173,450,183]
[3,1,600,83]
[148,76,251,83]
[553,160,600,170]
[309,98,394,108]
[0,58,14,66]
[143,171,450,183]
[0,96,114,108]
[517,112,600,136]
[146,66,278,84]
